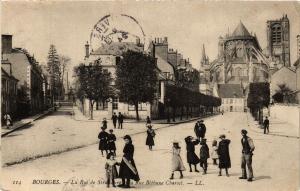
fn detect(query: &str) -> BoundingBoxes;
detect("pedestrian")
[111,113,118,129]
[194,121,201,139]
[98,126,109,156]
[3,113,12,129]
[198,120,206,141]
[118,135,140,188]
[107,129,117,156]
[217,134,231,177]
[263,116,269,134]
[170,141,186,179]
[105,152,120,188]
[211,139,218,165]
[199,138,209,175]
[146,116,151,125]
[102,118,108,130]
[184,136,200,172]
[146,124,155,150]
[239,129,255,182]
[118,112,124,129]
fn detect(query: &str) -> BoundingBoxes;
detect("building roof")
[232,21,251,37]
[218,84,244,98]
[1,68,18,81]
[91,42,143,56]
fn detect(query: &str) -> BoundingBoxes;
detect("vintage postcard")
[1,1,300,191]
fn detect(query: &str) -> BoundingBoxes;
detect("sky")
[2,1,300,76]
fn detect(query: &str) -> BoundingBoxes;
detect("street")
[1,111,299,191]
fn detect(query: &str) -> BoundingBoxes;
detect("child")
[146,124,155,150]
[98,126,109,156]
[107,129,117,156]
[211,139,218,165]
[102,118,108,130]
[146,116,151,125]
[170,141,186,179]
[199,138,209,175]
[184,136,200,172]
[105,152,120,188]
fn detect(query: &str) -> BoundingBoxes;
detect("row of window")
[222,98,244,104]
[96,99,148,111]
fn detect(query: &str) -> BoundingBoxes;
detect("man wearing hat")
[239,129,255,182]
[198,120,206,141]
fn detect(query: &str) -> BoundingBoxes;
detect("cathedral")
[208,21,269,91]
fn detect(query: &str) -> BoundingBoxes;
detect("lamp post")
[166,98,170,123]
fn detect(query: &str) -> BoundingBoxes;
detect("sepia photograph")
[1,1,300,191]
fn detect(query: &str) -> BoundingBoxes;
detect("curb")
[1,110,53,138]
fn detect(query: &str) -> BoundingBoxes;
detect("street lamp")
[166,98,170,123]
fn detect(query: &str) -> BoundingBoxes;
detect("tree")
[59,55,71,96]
[74,60,112,119]
[47,45,62,102]
[247,82,270,123]
[115,50,158,120]
[273,84,296,103]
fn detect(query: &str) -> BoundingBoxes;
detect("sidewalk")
[1,109,53,137]
[73,105,219,125]
[246,112,299,139]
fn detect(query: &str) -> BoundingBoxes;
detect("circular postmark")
[90,14,146,51]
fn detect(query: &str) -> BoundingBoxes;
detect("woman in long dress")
[184,136,200,172]
[98,127,109,156]
[118,135,140,188]
[217,134,231,177]
[146,125,155,150]
[170,141,186,179]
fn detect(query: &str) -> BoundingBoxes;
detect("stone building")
[218,84,245,112]
[266,15,290,67]
[2,34,45,115]
[209,21,269,97]
[1,59,18,117]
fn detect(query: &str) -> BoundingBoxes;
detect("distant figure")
[105,152,120,188]
[102,118,108,130]
[118,112,124,129]
[218,134,231,177]
[170,141,185,179]
[111,113,118,129]
[194,121,200,139]
[199,138,209,175]
[239,129,255,182]
[211,139,218,165]
[146,116,151,125]
[98,126,109,156]
[198,120,206,141]
[146,124,155,150]
[263,116,269,134]
[107,129,117,156]
[118,135,140,188]
[3,113,12,129]
[184,136,200,172]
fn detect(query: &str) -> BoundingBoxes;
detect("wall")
[271,67,296,94]
[270,104,300,127]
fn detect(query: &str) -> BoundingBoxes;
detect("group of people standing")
[111,112,124,129]
[170,120,255,182]
[99,116,257,189]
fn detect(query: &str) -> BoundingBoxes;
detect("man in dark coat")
[217,134,231,176]
[111,113,118,129]
[194,121,200,139]
[118,112,124,129]
[107,129,117,156]
[198,120,206,141]
[263,116,269,134]
[199,138,209,175]
[239,129,255,182]
[98,127,109,156]
[119,135,140,188]
[184,136,200,172]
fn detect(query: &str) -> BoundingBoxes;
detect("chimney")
[164,37,168,43]
[85,41,89,58]
[2,34,12,54]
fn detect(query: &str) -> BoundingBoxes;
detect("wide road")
[1,112,299,191]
